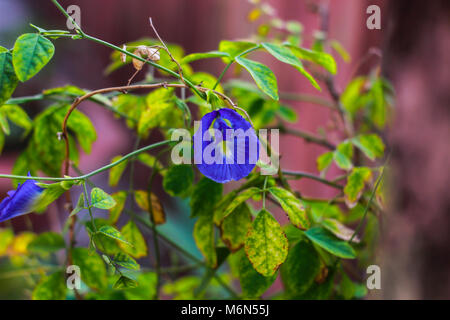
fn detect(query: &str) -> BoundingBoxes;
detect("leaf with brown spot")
[134,190,166,225]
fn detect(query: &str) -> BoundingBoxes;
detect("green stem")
[281,170,343,189]
[211,45,260,90]
[213,61,233,90]
[82,181,97,232]
[0,140,172,181]
[349,166,385,243]
[262,176,268,209]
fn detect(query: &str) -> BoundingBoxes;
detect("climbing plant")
[0,0,392,300]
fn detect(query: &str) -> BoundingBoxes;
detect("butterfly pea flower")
[0,174,76,223]
[193,108,259,183]
[0,174,44,223]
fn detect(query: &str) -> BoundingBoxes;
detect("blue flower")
[0,174,44,223]
[193,108,259,183]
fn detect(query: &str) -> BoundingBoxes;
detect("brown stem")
[277,124,335,150]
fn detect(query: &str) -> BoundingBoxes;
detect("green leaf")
[86,219,122,255]
[190,177,223,218]
[194,215,217,268]
[217,187,261,223]
[286,44,337,74]
[137,153,164,172]
[333,141,353,170]
[119,220,148,259]
[0,51,19,106]
[113,252,140,270]
[162,164,194,197]
[124,272,157,299]
[236,249,276,298]
[344,167,372,207]
[189,72,224,92]
[351,134,385,160]
[97,225,131,246]
[71,247,107,290]
[220,203,252,252]
[108,191,127,224]
[12,33,55,82]
[245,209,288,276]
[1,104,32,133]
[304,227,356,259]
[218,40,256,63]
[277,105,297,122]
[268,187,309,230]
[70,192,85,217]
[281,239,321,296]
[32,271,66,300]
[175,98,192,127]
[113,275,139,290]
[0,131,4,154]
[330,40,351,62]
[294,268,336,299]
[262,43,320,90]
[28,232,65,253]
[370,79,388,128]
[341,76,366,115]
[65,108,97,154]
[340,273,359,299]
[206,90,223,109]
[317,151,333,172]
[90,187,117,209]
[181,51,230,64]
[138,88,179,137]
[0,108,10,134]
[108,155,128,187]
[235,56,279,100]
[30,105,84,176]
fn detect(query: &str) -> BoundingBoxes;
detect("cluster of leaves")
[0,0,392,300]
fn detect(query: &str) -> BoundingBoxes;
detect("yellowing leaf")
[71,247,107,290]
[109,156,128,187]
[90,187,117,209]
[268,187,309,230]
[217,187,261,223]
[119,220,148,259]
[108,191,127,224]
[317,151,333,172]
[98,225,131,246]
[32,271,66,300]
[220,203,252,252]
[134,190,166,225]
[344,167,372,207]
[244,209,288,276]
[194,215,217,268]
[322,218,360,243]
[351,134,385,161]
